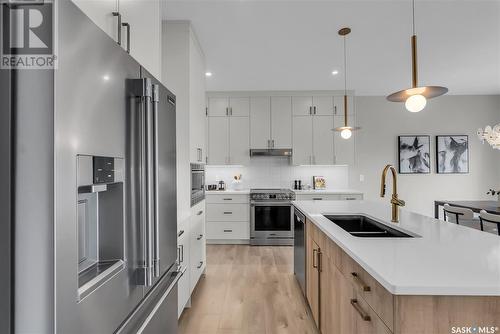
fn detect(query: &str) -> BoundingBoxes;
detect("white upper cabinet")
[292,116,313,165]
[119,0,161,79]
[208,97,229,117]
[313,96,334,115]
[207,112,249,165]
[313,116,335,165]
[207,117,229,165]
[73,0,162,79]
[229,117,250,165]
[209,93,355,166]
[72,0,118,40]
[292,96,313,116]
[229,97,250,117]
[270,97,292,148]
[208,97,249,117]
[250,96,292,149]
[189,31,207,163]
[292,96,335,116]
[250,97,271,149]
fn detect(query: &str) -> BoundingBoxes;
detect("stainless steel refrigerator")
[1,1,181,333]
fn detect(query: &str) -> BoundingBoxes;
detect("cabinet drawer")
[206,221,249,240]
[340,194,363,201]
[295,194,341,201]
[350,292,392,334]
[340,250,394,331]
[206,194,249,204]
[206,204,249,222]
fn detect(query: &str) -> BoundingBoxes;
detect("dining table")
[434,200,500,219]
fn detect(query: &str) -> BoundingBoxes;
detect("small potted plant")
[487,189,500,207]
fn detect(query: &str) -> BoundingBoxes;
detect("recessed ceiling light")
[103,75,110,81]
[331,70,339,76]
[205,72,213,77]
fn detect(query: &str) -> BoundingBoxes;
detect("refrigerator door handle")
[145,82,155,286]
[152,84,161,278]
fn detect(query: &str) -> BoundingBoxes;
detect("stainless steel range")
[250,189,296,246]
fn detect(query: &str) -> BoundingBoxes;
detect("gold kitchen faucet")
[380,164,406,223]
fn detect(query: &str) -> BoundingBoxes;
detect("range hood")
[249,149,293,157]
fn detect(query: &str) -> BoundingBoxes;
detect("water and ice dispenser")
[76,155,125,301]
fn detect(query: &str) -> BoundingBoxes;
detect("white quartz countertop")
[292,189,363,195]
[206,189,250,195]
[292,200,500,296]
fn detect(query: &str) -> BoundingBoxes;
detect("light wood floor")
[178,245,319,334]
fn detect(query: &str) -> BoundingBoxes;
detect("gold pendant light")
[334,27,360,140]
[387,0,448,112]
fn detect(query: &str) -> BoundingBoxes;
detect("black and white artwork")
[436,135,469,174]
[398,136,431,174]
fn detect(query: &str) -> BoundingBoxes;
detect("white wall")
[206,157,349,190]
[349,95,500,217]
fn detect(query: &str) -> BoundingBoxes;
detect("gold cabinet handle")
[318,251,323,272]
[350,299,371,321]
[351,272,371,292]
[312,249,318,268]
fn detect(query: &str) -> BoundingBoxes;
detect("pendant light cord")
[343,35,347,96]
[412,0,416,35]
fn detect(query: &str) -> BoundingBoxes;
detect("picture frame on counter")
[436,135,469,174]
[312,176,326,190]
[398,135,431,174]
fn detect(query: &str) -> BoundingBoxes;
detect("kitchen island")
[292,200,500,334]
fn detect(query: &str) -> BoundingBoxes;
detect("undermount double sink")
[324,214,414,238]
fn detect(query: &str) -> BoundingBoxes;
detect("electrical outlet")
[359,174,365,182]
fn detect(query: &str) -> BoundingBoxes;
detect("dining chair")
[479,210,500,236]
[443,204,481,230]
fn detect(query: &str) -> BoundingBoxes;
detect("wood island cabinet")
[304,218,500,334]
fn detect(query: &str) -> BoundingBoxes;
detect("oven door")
[250,202,294,244]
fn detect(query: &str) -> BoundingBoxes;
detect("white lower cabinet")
[206,194,250,243]
[177,227,190,318]
[295,193,363,201]
[206,221,249,240]
[189,202,206,293]
[177,201,206,318]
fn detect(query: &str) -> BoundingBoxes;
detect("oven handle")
[251,202,293,207]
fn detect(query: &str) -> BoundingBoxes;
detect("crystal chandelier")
[477,124,500,150]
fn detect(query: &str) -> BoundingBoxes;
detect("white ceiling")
[163,0,500,95]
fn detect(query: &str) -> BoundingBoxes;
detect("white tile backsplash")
[205,157,349,190]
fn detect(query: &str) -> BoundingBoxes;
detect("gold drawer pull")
[351,272,371,292]
[350,299,371,321]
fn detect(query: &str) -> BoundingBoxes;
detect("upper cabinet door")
[119,0,161,79]
[229,97,250,117]
[313,116,334,165]
[72,0,119,41]
[292,96,313,116]
[333,95,355,116]
[271,96,292,148]
[313,96,334,116]
[292,116,313,165]
[208,117,229,164]
[208,97,229,117]
[229,117,250,165]
[250,97,271,149]
[334,115,355,166]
